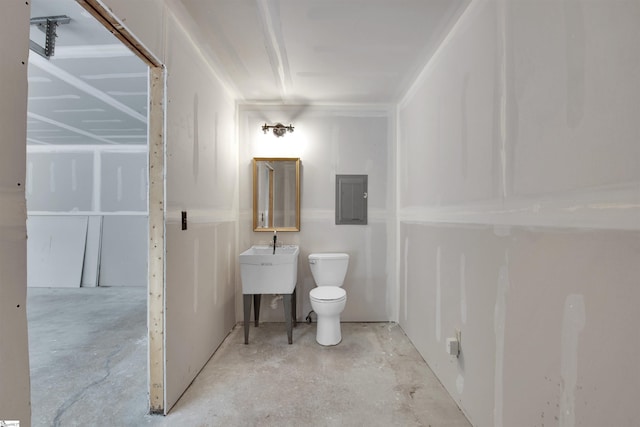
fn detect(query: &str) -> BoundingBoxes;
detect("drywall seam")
[403,236,409,323]
[456,373,465,395]
[563,1,585,128]
[71,159,78,192]
[560,294,586,427]
[256,0,291,99]
[365,223,374,307]
[91,151,102,212]
[192,93,200,183]
[397,197,640,231]
[27,161,33,195]
[28,145,148,153]
[163,0,239,100]
[299,208,389,221]
[116,166,123,202]
[164,210,237,224]
[436,246,442,342]
[460,253,467,324]
[394,105,402,324]
[460,73,470,180]
[399,0,480,109]
[28,211,148,216]
[139,168,146,202]
[49,161,56,194]
[498,0,508,200]
[238,102,394,118]
[494,251,510,427]
[193,237,199,313]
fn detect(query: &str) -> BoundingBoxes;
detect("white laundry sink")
[239,245,299,294]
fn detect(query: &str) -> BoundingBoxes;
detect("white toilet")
[308,253,349,346]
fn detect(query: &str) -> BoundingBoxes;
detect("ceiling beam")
[26,137,51,145]
[53,44,133,59]
[28,112,119,145]
[29,53,147,124]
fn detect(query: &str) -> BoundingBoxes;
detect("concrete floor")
[28,287,470,427]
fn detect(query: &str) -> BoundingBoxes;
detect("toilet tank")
[308,253,349,287]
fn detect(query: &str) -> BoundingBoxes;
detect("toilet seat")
[310,286,346,302]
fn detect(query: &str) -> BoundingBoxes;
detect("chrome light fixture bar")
[262,123,294,137]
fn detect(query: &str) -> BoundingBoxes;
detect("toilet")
[308,253,349,346]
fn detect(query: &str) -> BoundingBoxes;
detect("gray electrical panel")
[335,174,368,225]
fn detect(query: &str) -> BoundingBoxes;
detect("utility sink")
[239,245,299,294]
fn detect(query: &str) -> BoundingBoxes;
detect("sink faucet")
[273,230,277,254]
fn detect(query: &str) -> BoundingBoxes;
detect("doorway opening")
[25,0,165,420]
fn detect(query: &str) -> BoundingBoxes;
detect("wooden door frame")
[76,0,166,414]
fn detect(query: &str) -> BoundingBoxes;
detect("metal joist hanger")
[29,15,71,59]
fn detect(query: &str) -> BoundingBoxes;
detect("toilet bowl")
[308,253,349,346]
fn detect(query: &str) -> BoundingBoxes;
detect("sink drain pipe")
[270,295,283,309]
[306,310,316,323]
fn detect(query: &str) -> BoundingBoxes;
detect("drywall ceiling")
[27,0,148,146]
[26,0,470,145]
[179,0,470,104]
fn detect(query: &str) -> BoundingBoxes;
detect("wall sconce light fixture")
[262,123,294,137]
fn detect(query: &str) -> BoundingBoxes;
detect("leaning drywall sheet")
[81,216,103,287]
[27,216,88,287]
[98,215,147,286]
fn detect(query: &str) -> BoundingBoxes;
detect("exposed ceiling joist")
[53,44,134,59]
[29,53,147,124]
[28,112,118,144]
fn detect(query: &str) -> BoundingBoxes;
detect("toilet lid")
[310,286,346,301]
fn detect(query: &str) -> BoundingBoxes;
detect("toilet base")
[315,314,342,346]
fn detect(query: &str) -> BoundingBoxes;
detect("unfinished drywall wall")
[238,105,396,324]
[26,146,148,287]
[26,152,94,211]
[100,151,147,212]
[0,2,31,425]
[398,0,640,426]
[161,4,238,409]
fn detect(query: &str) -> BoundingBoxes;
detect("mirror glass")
[253,157,300,231]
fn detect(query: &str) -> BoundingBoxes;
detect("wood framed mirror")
[253,157,300,232]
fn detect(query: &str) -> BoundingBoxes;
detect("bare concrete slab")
[27,288,470,426]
